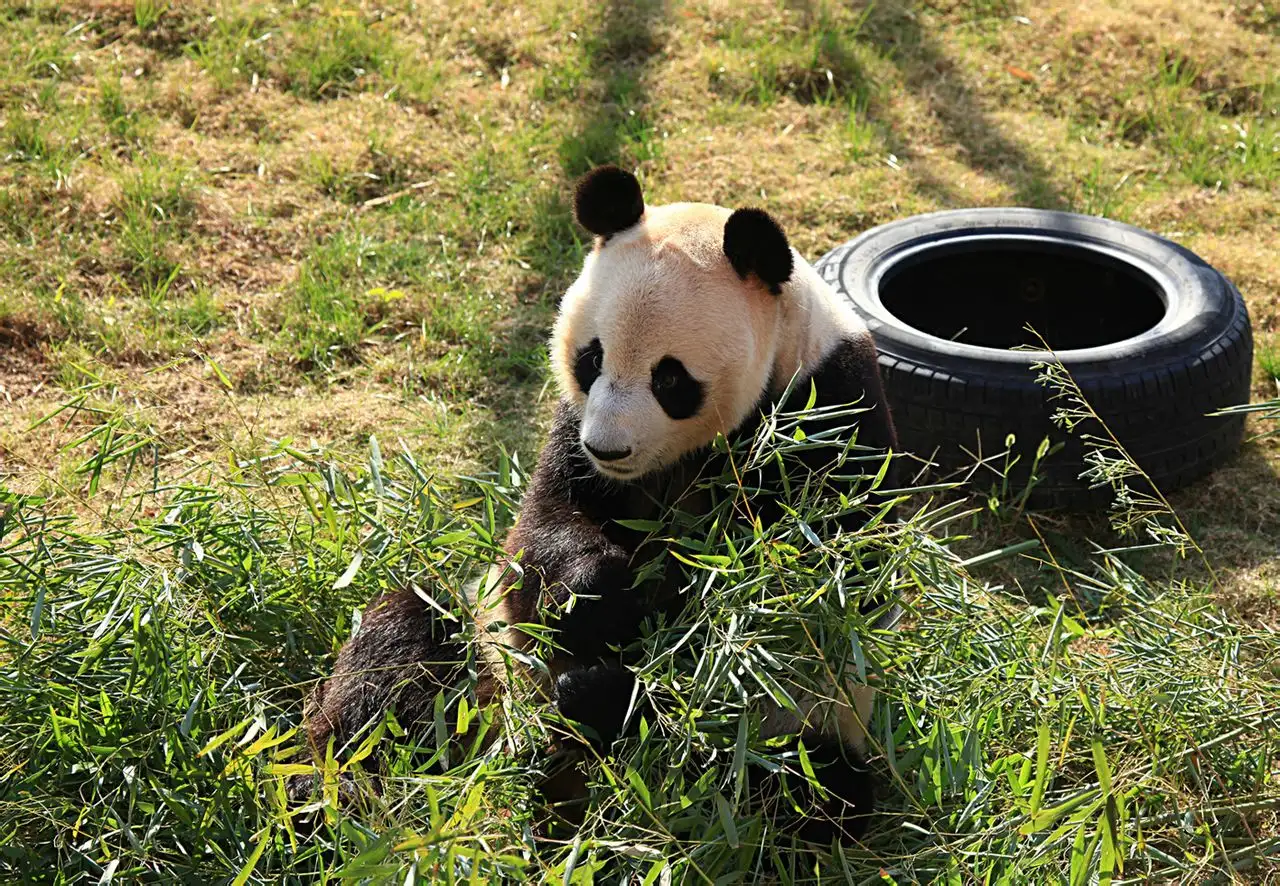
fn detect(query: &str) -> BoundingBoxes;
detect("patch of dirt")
[1229,0,1280,36]
[0,318,51,405]
[997,0,1280,132]
[56,0,214,57]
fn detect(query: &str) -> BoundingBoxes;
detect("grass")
[133,1,169,31]
[1260,336,1280,382]
[706,5,879,109]
[186,8,274,90]
[0,0,1277,881]
[283,9,393,100]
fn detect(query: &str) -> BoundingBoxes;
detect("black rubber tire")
[814,208,1253,510]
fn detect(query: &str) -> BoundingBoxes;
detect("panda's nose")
[584,441,632,462]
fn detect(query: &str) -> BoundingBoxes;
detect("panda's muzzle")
[579,384,642,474]
[583,441,633,462]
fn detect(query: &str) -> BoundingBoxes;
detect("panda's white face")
[552,203,782,481]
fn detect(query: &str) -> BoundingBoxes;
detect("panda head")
[551,165,796,481]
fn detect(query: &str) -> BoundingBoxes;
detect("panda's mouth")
[583,450,644,481]
[592,460,640,481]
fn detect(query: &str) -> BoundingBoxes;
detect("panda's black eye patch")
[651,357,703,420]
[574,338,604,393]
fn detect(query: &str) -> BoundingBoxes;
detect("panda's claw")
[554,663,640,749]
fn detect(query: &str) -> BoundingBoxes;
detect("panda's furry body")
[291,167,899,843]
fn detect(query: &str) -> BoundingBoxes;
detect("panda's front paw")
[554,663,641,749]
[792,741,876,844]
[749,739,876,844]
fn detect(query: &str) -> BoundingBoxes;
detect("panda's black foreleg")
[548,561,649,661]
[535,555,654,749]
[547,587,648,750]
[538,660,648,837]
[750,737,876,844]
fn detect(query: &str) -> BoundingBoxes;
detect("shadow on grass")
[524,0,664,286]
[1170,442,1280,572]
[791,0,1066,210]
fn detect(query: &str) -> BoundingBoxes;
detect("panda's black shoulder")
[789,333,897,454]
[798,334,880,402]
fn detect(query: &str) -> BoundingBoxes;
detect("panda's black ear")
[574,165,645,238]
[724,208,793,295]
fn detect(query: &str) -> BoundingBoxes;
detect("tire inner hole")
[879,241,1167,350]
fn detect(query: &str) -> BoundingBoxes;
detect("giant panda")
[289,165,899,843]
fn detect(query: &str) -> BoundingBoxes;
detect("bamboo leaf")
[1030,721,1050,816]
[1091,738,1113,797]
[231,825,271,886]
[713,792,740,849]
[333,550,363,589]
